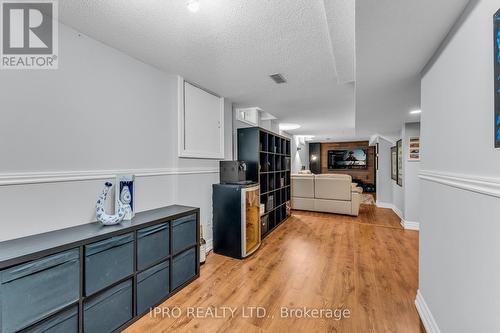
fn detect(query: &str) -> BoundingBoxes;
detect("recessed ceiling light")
[279,123,301,131]
[187,0,200,13]
[296,135,315,140]
[410,109,421,115]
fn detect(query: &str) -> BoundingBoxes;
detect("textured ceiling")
[58,0,469,139]
[322,0,355,84]
[355,0,470,137]
[59,0,355,137]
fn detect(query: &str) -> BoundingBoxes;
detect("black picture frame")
[397,139,403,187]
[494,9,500,147]
[391,146,397,181]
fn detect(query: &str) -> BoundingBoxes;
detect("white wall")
[232,110,283,160]
[375,137,393,205]
[0,23,232,245]
[384,123,420,222]
[392,130,405,217]
[419,0,500,331]
[291,136,309,173]
[403,122,420,223]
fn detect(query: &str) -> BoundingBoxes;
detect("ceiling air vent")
[269,73,287,84]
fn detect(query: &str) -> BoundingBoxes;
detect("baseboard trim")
[375,201,394,209]
[415,289,441,333]
[0,167,219,186]
[400,219,420,231]
[392,206,404,220]
[420,170,500,198]
[205,238,213,253]
[376,201,406,223]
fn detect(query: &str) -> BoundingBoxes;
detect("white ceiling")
[355,0,470,137]
[58,0,469,140]
[59,0,355,137]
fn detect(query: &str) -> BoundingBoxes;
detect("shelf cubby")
[268,135,274,153]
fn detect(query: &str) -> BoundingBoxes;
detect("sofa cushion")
[314,199,351,215]
[291,174,314,198]
[291,197,315,211]
[314,174,351,201]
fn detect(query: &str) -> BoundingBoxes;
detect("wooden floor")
[126,204,422,333]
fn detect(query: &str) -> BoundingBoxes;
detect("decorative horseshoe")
[96,182,129,225]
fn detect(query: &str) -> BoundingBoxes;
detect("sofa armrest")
[350,184,362,216]
[351,191,361,216]
[351,184,363,194]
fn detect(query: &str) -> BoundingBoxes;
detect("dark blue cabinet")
[137,223,169,270]
[137,261,170,315]
[0,205,199,333]
[172,214,197,254]
[24,305,78,333]
[85,233,134,296]
[84,280,133,333]
[0,249,80,333]
[172,248,196,290]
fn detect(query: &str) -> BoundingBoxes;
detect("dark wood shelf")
[261,185,290,196]
[261,215,291,238]
[259,170,291,174]
[238,127,291,239]
[260,202,287,216]
[260,151,291,156]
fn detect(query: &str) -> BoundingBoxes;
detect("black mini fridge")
[212,183,261,259]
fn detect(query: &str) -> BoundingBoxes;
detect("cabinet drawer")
[137,261,170,315]
[172,248,196,291]
[24,305,78,333]
[172,214,197,254]
[83,280,133,333]
[0,249,80,333]
[137,223,169,270]
[85,233,134,295]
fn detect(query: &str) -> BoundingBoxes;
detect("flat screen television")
[328,149,367,169]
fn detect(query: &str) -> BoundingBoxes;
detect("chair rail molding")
[0,167,219,186]
[419,170,500,198]
[415,289,442,333]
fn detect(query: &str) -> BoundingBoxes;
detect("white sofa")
[291,174,363,216]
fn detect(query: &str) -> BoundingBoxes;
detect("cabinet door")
[137,223,169,270]
[0,249,80,333]
[243,186,260,256]
[85,233,134,295]
[171,248,196,291]
[179,78,224,159]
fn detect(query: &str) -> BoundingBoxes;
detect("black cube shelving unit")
[237,127,291,238]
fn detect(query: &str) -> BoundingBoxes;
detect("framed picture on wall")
[397,139,403,187]
[391,146,397,181]
[494,9,500,147]
[408,137,420,161]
